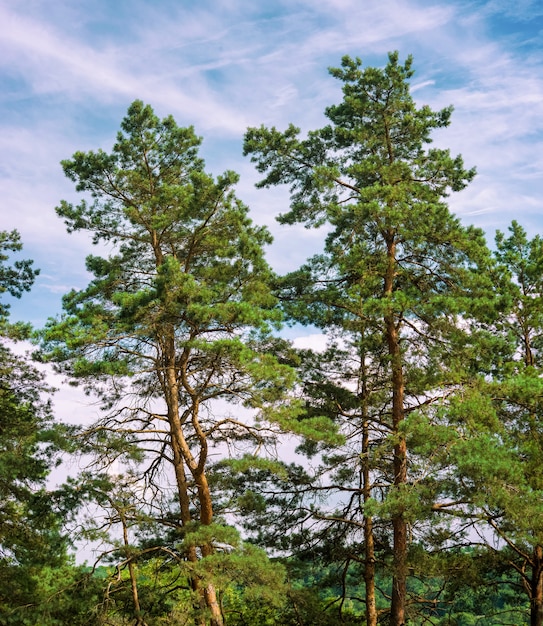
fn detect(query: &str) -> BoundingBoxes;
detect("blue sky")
[2,0,542,560]
[2,0,543,330]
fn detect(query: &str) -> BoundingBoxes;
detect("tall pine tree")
[244,52,495,625]
[40,101,295,626]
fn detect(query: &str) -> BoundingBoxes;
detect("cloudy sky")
[2,0,543,330]
[2,0,541,561]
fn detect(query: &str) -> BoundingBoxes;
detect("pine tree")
[440,222,543,626]
[244,52,494,625]
[40,101,294,626]
[0,231,73,621]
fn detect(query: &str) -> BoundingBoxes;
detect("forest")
[1,52,543,626]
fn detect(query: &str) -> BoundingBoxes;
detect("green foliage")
[0,230,39,337]
[0,233,81,623]
[0,352,62,565]
[37,100,302,625]
[7,59,543,626]
[0,230,39,312]
[0,563,106,626]
[243,50,500,623]
[40,100,292,407]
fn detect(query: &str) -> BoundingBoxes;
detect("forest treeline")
[1,52,543,626]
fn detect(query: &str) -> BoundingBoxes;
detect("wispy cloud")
[1,0,543,321]
[1,0,542,475]
[0,3,249,132]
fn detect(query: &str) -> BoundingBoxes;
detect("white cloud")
[0,0,542,322]
[3,0,543,569]
[292,333,328,352]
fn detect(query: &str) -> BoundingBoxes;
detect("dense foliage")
[2,53,542,625]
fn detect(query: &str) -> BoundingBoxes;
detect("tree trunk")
[364,514,378,626]
[524,329,542,626]
[384,236,407,626]
[165,343,224,626]
[390,501,407,626]
[390,397,408,626]
[204,583,224,626]
[532,545,543,626]
[118,508,149,626]
[362,410,377,626]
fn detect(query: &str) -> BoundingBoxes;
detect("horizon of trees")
[1,52,543,626]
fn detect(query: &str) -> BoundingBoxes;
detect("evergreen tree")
[437,221,543,626]
[0,230,72,622]
[39,101,295,626]
[244,52,495,625]
[0,229,39,336]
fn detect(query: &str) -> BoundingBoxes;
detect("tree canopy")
[243,51,498,626]
[39,100,297,626]
[4,54,543,626]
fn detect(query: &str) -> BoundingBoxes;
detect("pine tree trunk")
[165,343,224,626]
[364,514,378,626]
[391,499,407,626]
[385,236,407,626]
[204,583,224,626]
[362,413,377,626]
[199,472,224,626]
[524,334,542,626]
[121,512,148,626]
[390,422,408,626]
[532,545,543,626]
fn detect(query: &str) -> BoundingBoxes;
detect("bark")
[531,545,543,626]
[390,361,408,626]
[363,506,377,626]
[164,332,224,626]
[524,322,543,626]
[120,510,148,626]
[384,235,408,626]
[361,368,377,626]
[204,583,224,626]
